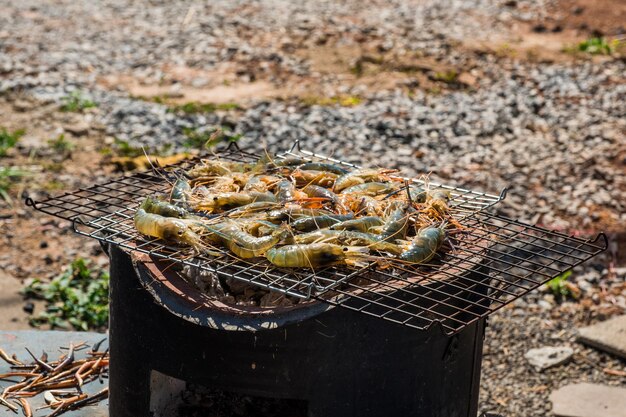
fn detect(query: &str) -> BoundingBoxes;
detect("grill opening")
[180,386,309,417]
[25,140,608,335]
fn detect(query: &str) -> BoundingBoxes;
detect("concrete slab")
[550,383,626,417]
[0,330,108,416]
[577,315,626,360]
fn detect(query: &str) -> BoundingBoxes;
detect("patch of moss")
[301,95,363,107]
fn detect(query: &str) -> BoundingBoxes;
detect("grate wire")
[25,141,607,334]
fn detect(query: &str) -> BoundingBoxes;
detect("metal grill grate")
[25,142,607,334]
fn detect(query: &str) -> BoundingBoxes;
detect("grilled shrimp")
[271,157,308,167]
[290,229,342,244]
[187,160,235,177]
[291,214,353,232]
[294,230,403,255]
[329,216,384,232]
[409,186,428,203]
[226,201,281,218]
[141,196,190,219]
[170,178,191,207]
[134,208,205,250]
[298,162,349,175]
[302,184,339,204]
[339,195,382,216]
[398,226,446,264]
[275,180,298,203]
[341,182,397,196]
[194,191,276,212]
[242,220,280,237]
[291,169,337,188]
[265,207,334,223]
[383,185,427,203]
[334,168,396,192]
[378,202,412,241]
[427,190,451,202]
[266,243,367,268]
[207,222,289,258]
[338,231,403,255]
[426,189,451,216]
[243,175,280,192]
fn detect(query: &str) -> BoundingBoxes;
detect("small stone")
[13,100,32,112]
[550,383,626,417]
[458,72,477,87]
[23,302,34,314]
[524,346,573,371]
[64,121,89,136]
[577,315,626,360]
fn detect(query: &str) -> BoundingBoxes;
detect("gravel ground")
[21,58,625,231]
[1,1,625,416]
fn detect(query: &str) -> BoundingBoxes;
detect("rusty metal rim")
[131,251,334,331]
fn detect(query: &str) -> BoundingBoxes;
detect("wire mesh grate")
[25,142,607,334]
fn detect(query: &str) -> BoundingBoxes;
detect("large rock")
[577,315,626,360]
[524,346,573,371]
[550,383,626,417]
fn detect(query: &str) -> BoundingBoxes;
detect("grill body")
[109,245,486,417]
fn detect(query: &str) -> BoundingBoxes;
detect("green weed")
[0,127,25,157]
[183,127,242,149]
[48,134,74,154]
[43,162,65,173]
[43,180,66,191]
[350,55,384,77]
[113,138,144,157]
[432,70,458,84]
[60,91,97,112]
[577,37,619,55]
[169,102,242,114]
[564,37,621,56]
[112,138,172,157]
[23,258,109,331]
[300,95,362,107]
[546,270,578,300]
[132,95,167,104]
[0,166,29,203]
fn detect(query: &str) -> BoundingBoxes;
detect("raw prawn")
[341,182,397,196]
[377,202,412,241]
[291,169,338,188]
[207,222,289,258]
[141,197,190,219]
[294,230,403,255]
[334,168,396,192]
[170,178,191,207]
[134,208,205,251]
[291,214,353,232]
[194,191,276,212]
[329,216,384,233]
[266,243,367,268]
[298,162,349,175]
[398,226,446,264]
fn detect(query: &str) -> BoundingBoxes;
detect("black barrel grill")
[26,141,608,417]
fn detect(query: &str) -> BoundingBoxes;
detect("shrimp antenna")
[404,179,413,205]
[141,145,179,188]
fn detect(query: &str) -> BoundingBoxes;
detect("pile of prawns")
[134,154,461,270]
